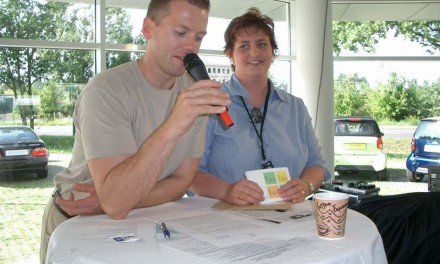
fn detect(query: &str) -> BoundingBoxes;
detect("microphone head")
[183,53,202,68]
[183,53,210,81]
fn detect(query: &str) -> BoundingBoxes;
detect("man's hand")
[223,179,264,205]
[56,182,103,216]
[164,79,230,137]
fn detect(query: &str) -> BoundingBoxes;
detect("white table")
[46,197,387,264]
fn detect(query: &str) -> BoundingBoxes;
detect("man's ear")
[142,17,153,40]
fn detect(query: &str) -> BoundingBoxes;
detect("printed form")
[159,209,329,264]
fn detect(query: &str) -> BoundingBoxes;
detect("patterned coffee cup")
[313,192,349,239]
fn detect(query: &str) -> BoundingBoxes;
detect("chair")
[335,124,348,134]
[359,124,372,134]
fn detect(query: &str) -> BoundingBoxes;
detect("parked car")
[0,126,49,178]
[334,116,387,180]
[406,117,440,182]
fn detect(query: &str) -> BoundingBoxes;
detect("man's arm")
[56,158,199,217]
[142,158,200,205]
[89,80,229,220]
[87,123,177,219]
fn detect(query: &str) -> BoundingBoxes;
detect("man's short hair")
[147,0,210,23]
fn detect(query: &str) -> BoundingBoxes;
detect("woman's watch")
[302,179,315,195]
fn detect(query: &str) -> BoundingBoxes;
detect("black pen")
[160,222,171,239]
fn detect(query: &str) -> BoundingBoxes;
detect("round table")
[46,196,387,264]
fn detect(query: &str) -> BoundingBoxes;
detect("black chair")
[352,192,440,264]
[358,123,372,134]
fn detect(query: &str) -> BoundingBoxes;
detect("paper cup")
[313,192,349,240]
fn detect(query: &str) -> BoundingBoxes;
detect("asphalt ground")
[335,159,428,196]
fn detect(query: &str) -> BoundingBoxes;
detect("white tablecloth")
[46,197,387,264]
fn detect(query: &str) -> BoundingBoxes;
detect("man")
[40,0,229,262]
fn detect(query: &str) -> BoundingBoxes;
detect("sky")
[334,32,440,85]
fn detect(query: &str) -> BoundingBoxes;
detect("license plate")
[5,149,29,156]
[424,144,440,153]
[344,143,366,150]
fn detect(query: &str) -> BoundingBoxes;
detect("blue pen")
[160,222,171,239]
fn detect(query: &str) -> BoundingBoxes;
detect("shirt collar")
[224,74,288,104]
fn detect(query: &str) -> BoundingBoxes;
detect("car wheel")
[376,169,388,181]
[38,169,48,179]
[406,169,424,182]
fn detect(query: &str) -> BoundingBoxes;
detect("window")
[0,0,292,129]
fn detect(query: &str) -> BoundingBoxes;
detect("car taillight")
[32,147,47,157]
[410,137,416,152]
[376,137,383,149]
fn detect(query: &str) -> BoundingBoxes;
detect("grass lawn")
[0,136,72,264]
[0,176,54,264]
[0,137,416,264]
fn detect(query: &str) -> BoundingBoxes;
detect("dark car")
[406,117,440,182]
[334,116,387,180]
[0,126,49,178]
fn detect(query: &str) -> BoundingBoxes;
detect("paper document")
[212,200,292,211]
[159,211,318,264]
[230,205,314,225]
[162,212,279,247]
[47,218,157,263]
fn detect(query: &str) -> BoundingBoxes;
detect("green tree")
[416,79,440,118]
[333,21,440,55]
[371,73,418,121]
[0,96,14,114]
[0,0,72,128]
[390,21,440,54]
[0,1,139,127]
[106,8,145,68]
[333,21,388,55]
[49,6,95,84]
[333,21,440,121]
[39,83,65,120]
[334,73,369,116]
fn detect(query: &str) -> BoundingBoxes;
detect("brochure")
[244,167,291,204]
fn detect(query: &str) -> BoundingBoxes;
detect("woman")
[189,7,331,205]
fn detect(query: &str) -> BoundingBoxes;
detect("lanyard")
[239,83,271,163]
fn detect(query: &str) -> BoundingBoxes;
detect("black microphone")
[183,53,234,128]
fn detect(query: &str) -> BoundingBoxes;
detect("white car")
[334,116,388,181]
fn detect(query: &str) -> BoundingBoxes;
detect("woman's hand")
[223,179,265,205]
[278,178,309,204]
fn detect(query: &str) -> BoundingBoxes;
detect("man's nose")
[182,36,198,53]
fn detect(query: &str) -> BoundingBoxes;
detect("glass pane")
[106,50,144,69]
[199,55,231,83]
[204,2,290,55]
[105,7,146,45]
[270,60,291,93]
[199,54,290,93]
[0,47,93,131]
[334,60,440,85]
[0,0,95,43]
